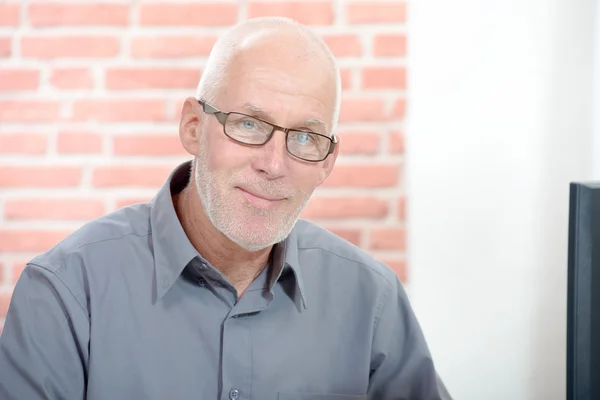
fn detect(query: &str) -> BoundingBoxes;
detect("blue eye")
[295,133,311,144]
[241,120,256,130]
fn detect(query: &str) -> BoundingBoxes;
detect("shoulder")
[293,219,399,289]
[29,202,153,275]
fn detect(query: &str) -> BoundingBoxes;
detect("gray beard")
[193,154,311,252]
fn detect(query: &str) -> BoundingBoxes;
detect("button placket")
[221,311,251,400]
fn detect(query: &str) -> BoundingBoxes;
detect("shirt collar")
[150,160,306,309]
[150,161,198,303]
[268,225,307,310]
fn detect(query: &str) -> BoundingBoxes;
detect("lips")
[235,186,288,210]
[236,186,285,202]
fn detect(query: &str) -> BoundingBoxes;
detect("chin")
[223,213,297,251]
[234,240,274,253]
[225,230,280,252]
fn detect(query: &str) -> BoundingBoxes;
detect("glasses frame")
[197,99,337,163]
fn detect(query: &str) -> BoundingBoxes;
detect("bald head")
[179,18,342,253]
[196,17,341,134]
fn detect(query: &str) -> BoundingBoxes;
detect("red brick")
[106,68,201,90]
[172,98,187,120]
[389,131,404,153]
[56,131,102,154]
[0,134,47,155]
[339,98,386,123]
[0,166,81,188]
[113,134,187,156]
[0,291,11,318]
[50,68,93,89]
[12,261,27,284]
[131,35,216,58]
[92,166,172,188]
[28,4,129,26]
[326,228,362,246]
[338,131,380,155]
[339,68,352,90]
[248,2,333,25]
[0,37,11,57]
[115,197,154,209]
[5,199,105,221]
[322,34,362,57]
[0,69,39,91]
[139,3,237,26]
[0,230,72,252]
[0,4,19,26]
[397,197,406,221]
[71,99,167,122]
[362,67,406,89]
[373,34,407,57]
[21,36,119,59]
[370,227,406,250]
[0,260,27,285]
[301,197,388,219]
[323,164,398,188]
[391,98,406,118]
[379,258,407,281]
[0,100,61,122]
[347,2,407,24]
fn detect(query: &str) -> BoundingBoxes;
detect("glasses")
[197,100,337,162]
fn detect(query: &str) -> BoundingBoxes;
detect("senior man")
[0,17,452,400]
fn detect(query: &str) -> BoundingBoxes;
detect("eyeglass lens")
[224,113,330,161]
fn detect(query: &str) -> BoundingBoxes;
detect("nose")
[250,129,288,178]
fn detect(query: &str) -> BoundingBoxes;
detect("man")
[0,17,452,400]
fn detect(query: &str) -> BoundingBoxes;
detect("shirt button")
[198,278,206,286]
[229,389,239,400]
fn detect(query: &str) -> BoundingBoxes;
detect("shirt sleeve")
[367,275,453,400]
[0,263,89,400]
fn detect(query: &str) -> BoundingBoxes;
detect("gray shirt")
[0,161,451,400]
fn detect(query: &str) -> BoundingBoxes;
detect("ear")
[179,97,204,157]
[315,135,340,186]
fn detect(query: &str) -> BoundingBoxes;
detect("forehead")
[242,101,328,132]
[220,49,336,131]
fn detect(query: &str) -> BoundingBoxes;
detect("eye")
[295,132,312,144]
[240,119,257,130]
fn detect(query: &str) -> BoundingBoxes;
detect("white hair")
[195,17,342,135]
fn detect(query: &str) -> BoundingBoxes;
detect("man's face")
[188,46,338,251]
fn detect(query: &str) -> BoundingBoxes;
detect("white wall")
[406,0,596,399]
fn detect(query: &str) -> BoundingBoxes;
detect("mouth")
[236,187,286,209]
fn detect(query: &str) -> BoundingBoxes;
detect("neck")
[173,183,272,296]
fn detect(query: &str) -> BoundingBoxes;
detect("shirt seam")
[28,262,91,323]
[297,246,395,285]
[55,231,152,266]
[372,277,393,333]
[31,231,153,323]
[48,231,152,277]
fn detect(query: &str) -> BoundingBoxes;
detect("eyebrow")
[243,102,329,133]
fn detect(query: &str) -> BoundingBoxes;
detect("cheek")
[290,169,326,194]
[201,130,248,172]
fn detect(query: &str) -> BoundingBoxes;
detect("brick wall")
[0,1,406,328]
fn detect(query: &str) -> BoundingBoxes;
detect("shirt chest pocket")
[278,393,366,400]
